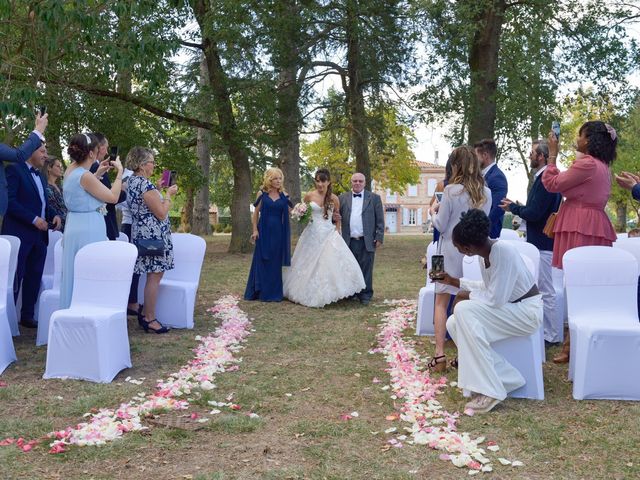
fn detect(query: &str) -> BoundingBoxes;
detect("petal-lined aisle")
[1,295,253,454]
[371,299,524,475]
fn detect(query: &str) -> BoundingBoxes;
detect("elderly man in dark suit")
[338,173,385,305]
[500,139,562,343]
[1,143,61,328]
[474,138,508,239]
[0,113,48,217]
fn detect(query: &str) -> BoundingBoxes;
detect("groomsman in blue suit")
[474,139,508,239]
[1,142,61,328]
[0,113,49,218]
[500,139,562,343]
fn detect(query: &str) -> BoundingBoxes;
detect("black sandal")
[427,355,447,372]
[138,316,169,334]
[450,357,458,369]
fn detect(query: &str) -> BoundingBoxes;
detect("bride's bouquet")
[291,202,312,224]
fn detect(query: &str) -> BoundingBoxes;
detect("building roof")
[416,159,443,168]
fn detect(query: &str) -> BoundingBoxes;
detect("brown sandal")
[427,355,447,373]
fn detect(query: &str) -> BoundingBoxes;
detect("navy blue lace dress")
[244,191,291,302]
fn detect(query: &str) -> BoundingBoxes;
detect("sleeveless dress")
[283,201,366,308]
[244,191,292,302]
[60,167,107,308]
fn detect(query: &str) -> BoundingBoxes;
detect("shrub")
[223,225,232,233]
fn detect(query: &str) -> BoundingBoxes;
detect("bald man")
[338,173,385,305]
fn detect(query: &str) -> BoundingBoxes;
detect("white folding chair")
[563,246,640,400]
[0,238,17,374]
[43,241,137,383]
[117,231,129,242]
[154,234,207,329]
[617,232,628,240]
[36,238,63,346]
[416,242,438,336]
[0,235,21,336]
[500,229,523,241]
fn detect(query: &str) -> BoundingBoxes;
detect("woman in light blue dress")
[59,133,124,308]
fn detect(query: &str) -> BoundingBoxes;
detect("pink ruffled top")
[541,155,616,241]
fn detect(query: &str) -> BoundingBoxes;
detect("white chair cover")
[42,230,63,290]
[617,232,628,239]
[500,229,524,241]
[117,231,129,242]
[563,246,640,399]
[0,235,20,336]
[154,234,207,329]
[0,238,17,374]
[613,237,640,264]
[551,267,567,343]
[416,242,438,336]
[43,241,137,383]
[36,239,63,346]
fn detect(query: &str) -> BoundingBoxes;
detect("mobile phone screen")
[435,192,444,202]
[109,146,118,161]
[169,170,177,187]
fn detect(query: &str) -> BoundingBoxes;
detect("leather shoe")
[20,318,38,328]
[360,298,370,306]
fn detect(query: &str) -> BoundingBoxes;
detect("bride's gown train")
[284,202,365,307]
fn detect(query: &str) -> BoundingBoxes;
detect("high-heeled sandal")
[127,304,144,318]
[427,355,447,372]
[450,357,458,369]
[138,316,169,334]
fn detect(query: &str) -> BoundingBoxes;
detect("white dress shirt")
[26,160,46,223]
[349,191,364,238]
[481,161,496,177]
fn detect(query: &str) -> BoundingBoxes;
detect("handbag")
[136,238,165,256]
[543,198,564,239]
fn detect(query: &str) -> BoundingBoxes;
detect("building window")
[427,178,437,196]
[407,184,418,197]
[386,188,397,202]
[408,209,417,225]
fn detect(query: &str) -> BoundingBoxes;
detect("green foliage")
[303,89,419,194]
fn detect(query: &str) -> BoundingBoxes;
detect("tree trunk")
[276,65,302,206]
[181,186,195,232]
[467,0,506,144]
[345,0,372,189]
[193,0,253,253]
[193,55,212,236]
[615,201,627,232]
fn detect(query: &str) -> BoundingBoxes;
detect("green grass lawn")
[1,235,639,479]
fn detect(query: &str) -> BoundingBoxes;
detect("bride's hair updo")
[314,168,333,219]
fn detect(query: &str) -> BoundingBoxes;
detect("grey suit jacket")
[339,190,385,252]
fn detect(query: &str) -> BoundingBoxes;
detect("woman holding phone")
[427,146,491,372]
[542,120,617,363]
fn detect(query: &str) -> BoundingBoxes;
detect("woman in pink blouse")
[543,120,617,363]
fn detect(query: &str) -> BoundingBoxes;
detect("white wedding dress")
[284,202,366,307]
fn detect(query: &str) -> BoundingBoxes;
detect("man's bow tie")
[29,167,39,175]
[353,193,362,198]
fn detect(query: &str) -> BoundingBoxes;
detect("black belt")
[351,236,364,240]
[511,284,539,303]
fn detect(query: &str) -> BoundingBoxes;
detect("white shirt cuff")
[32,130,45,142]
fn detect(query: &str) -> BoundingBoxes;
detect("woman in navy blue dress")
[244,167,291,302]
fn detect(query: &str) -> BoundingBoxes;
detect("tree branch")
[179,39,205,50]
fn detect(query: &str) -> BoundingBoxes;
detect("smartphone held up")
[430,254,445,280]
[552,121,560,139]
[160,169,178,188]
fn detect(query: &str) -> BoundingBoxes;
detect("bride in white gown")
[284,169,365,308]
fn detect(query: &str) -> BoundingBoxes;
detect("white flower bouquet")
[291,202,312,224]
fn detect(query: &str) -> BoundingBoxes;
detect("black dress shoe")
[20,318,38,328]
[360,298,371,306]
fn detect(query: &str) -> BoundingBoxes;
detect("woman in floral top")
[42,157,67,231]
[126,147,176,334]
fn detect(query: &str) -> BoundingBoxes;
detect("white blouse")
[459,241,535,307]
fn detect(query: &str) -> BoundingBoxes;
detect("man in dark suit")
[0,113,48,217]
[90,133,125,240]
[1,143,61,328]
[474,138,508,239]
[500,139,562,343]
[338,173,385,305]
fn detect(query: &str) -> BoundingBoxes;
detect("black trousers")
[121,223,140,304]
[348,237,375,300]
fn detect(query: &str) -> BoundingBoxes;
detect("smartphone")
[435,191,444,202]
[169,170,177,187]
[37,105,46,116]
[430,254,445,280]
[109,146,119,162]
[160,169,171,188]
[552,121,560,139]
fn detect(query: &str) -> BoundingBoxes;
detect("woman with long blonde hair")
[244,167,292,302]
[427,146,491,372]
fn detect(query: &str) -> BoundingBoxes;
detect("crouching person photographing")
[430,209,543,414]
